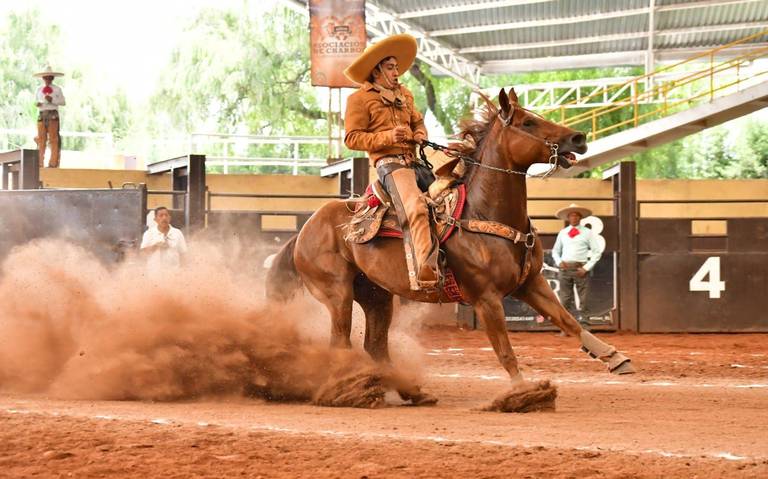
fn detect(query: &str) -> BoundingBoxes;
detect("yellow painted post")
[633,79,639,127]
[591,110,597,141]
[560,106,565,123]
[709,52,714,101]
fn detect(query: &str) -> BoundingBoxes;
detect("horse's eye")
[523,119,535,128]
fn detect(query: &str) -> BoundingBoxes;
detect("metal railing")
[0,128,113,151]
[205,191,347,214]
[542,29,768,141]
[485,69,766,110]
[0,130,343,174]
[190,133,345,175]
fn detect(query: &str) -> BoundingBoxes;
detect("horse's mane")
[452,92,500,159]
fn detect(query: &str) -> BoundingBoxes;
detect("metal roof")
[285,0,768,87]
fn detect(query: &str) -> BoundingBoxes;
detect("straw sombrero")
[344,34,417,84]
[33,65,64,78]
[555,203,592,220]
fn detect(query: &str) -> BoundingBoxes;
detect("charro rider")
[343,33,439,291]
[34,65,66,168]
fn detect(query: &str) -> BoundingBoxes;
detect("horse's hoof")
[398,388,439,406]
[482,380,557,413]
[610,359,635,375]
[409,392,438,406]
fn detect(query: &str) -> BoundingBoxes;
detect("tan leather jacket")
[344,81,428,165]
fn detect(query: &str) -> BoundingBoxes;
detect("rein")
[417,109,555,287]
[419,116,562,179]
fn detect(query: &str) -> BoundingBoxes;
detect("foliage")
[405,60,472,135]
[0,10,132,151]
[3,4,767,179]
[150,6,324,136]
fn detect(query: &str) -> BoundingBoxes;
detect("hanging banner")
[309,0,366,88]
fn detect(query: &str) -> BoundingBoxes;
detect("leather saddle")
[344,180,466,245]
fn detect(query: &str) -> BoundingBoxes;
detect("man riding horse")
[267,37,635,409]
[343,34,439,291]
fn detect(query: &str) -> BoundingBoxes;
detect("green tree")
[0,10,60,146]
[737,119,768,178]
[406,60,472,135]
[0,9,131,151]
[150,6,324,136]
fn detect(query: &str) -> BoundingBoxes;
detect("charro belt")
[561,261,585,270]
[375,155,409,167]
[38,110,59,121]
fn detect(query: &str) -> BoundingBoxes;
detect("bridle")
[420,105,563,179]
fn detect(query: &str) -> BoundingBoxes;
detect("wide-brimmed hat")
[344,34,417,84]
[555,203,592,220]
[33,65,64,78]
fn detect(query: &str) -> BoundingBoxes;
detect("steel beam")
[397,0,554,19]
[480,43,768,73]
[656,0,764,12]
[430,7,649,38]
[460,32,649,55]
[461,21,768,55]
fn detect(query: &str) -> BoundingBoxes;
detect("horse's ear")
[498,88,511,117]
[508,87,519,104]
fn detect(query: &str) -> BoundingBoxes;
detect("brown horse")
[268,88,634,405]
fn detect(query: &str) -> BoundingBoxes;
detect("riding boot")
[378,162,439,290]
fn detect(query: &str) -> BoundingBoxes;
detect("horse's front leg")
[474,293,558,412]
[474,295,524,384]
[515,274,635,374]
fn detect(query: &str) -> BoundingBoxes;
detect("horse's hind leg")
[353,274,437,406]
[514,274,635,374]
[299,261,357,349]
[353,274,393,362]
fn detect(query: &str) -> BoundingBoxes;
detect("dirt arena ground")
[1,328,767,478]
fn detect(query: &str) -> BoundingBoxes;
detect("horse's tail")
[266,235,302,302]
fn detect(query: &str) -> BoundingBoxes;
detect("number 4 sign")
[689,257,726,299]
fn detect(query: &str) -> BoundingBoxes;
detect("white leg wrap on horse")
[579,331,632,373]
[509,372,525,386]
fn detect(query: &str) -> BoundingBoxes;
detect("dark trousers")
[558,268,589,321]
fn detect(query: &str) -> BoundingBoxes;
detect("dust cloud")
[0,238,425,406]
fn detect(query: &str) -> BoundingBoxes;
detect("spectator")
[141,206,187,268]
[34,65,66,168]
[551,203,603,326]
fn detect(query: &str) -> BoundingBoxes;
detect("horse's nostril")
[571,133,586,146]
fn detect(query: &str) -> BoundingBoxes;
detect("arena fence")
[636,198,768,332]
[0,188,145,264]
[2,148,766,333]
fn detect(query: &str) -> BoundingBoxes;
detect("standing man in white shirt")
[33,65,66,168]
[551,203,603,324]
[141,206,188,268]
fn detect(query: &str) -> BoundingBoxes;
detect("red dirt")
[1,328,767,478]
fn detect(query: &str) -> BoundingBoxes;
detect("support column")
[20,149,40,189]
[185,154,206,232]
[350,157,369,197]
[615,161,638,332]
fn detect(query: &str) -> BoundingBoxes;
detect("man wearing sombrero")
[343,34,438,290]
[34,65,66,168]
[552,203,603,325]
